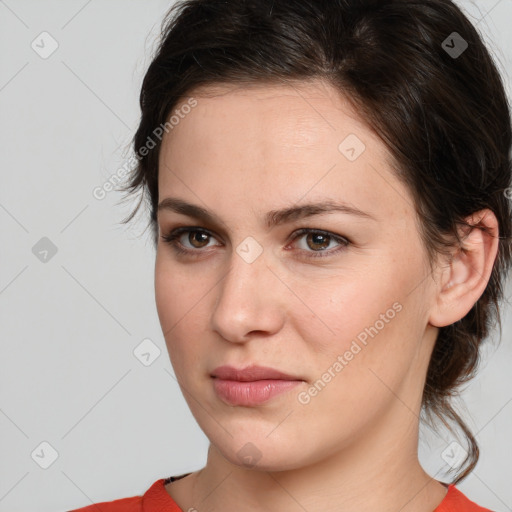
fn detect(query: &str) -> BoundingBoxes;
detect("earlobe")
[429,209,499,328]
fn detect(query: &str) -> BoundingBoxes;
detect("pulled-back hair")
[120,0,512,484]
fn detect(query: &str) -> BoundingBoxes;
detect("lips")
[211,365,301,382]
[210,365,304,406]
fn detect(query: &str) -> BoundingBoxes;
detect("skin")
[154,79,499,512]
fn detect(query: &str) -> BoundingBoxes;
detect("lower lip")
[212,378,302,406]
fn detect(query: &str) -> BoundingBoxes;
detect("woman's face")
[155,80,440,471]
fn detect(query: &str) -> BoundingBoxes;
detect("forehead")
[169,79,371,145]
[160,80,389,172]
[157,80,412,224]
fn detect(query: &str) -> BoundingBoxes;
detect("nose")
[210,247,285,344]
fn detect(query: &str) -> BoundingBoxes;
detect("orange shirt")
[69,477,492,512]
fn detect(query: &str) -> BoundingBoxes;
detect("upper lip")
[211,365,302,382]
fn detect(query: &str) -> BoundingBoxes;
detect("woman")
[70,0,511,510]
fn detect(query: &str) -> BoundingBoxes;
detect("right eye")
[161,227,222,255]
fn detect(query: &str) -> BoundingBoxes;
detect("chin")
[208,430,313,473]
[225,447,304,472]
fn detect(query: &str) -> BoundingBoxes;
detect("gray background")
[0,1,511,511]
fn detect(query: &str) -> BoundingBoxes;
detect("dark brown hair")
[120,0,512,484]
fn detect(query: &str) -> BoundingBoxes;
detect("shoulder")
[68,478,181,512]
[436,484,494,512]
[68,495,142,512]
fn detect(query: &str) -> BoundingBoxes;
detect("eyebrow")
[157,197,375,229]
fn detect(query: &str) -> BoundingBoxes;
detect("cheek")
[155,254,214,375]
[155,251,204,329]
[288,272,398,352]
[155,257,179,334]
[155,257,191,360]
[290,252,427,375]
[293,281,422,431]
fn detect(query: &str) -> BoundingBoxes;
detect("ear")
[429,209,500,328]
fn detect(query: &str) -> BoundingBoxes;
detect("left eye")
[160,227,349,258]
[288,228,349,257]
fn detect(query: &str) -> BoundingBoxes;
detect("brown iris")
[188,231,210,248]
[305,233,330,251]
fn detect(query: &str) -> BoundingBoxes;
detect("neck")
[185,405,447,512]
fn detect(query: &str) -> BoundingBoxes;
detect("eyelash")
[160,227,350,259]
